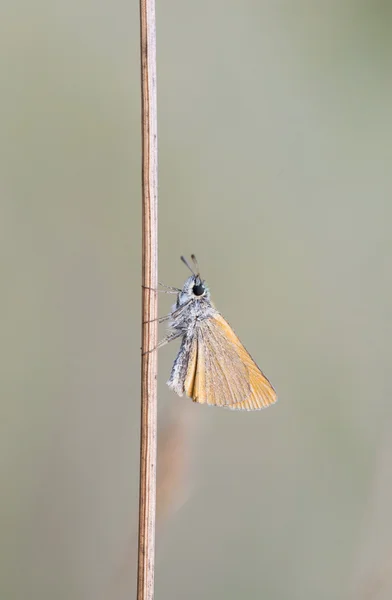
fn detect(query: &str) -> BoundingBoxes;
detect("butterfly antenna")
[181,255,196,276]
[191,254,201,277]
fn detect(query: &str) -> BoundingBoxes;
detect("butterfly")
[157,255,277,411]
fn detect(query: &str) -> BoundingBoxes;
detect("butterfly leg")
[142,331,183,355]
[158,282,181,292]
[142,314,172,324]
[142,299,192,325]
[142,284,180,294]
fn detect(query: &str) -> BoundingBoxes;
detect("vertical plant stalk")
[138,0,158,599]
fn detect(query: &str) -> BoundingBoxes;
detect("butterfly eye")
[192,284,205,296]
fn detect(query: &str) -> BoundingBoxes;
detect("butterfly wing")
[184,314,277,410]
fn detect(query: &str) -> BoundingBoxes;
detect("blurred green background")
[1,2,392,599]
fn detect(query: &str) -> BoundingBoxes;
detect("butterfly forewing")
[184,314,277,410]
[191,319,250,406]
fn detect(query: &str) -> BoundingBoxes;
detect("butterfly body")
[164,257,277,411]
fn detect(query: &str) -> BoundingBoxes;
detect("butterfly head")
[177,255,211,307]
[177,274,210,306]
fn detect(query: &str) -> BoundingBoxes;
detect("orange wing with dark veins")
[184,314,277,410]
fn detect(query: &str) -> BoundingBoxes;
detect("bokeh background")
[1,2,392,599]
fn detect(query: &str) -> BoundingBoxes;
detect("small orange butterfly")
[158,255,277,411]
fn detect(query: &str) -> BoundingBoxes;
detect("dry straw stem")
[138,0,158,599]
